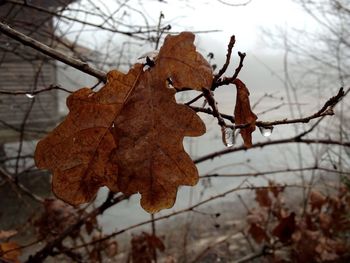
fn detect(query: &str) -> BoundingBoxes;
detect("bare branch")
[0,22,107,82]
[194,137,350,165]
[0,85,73,95]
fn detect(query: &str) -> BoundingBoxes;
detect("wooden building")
[0,0,74,143]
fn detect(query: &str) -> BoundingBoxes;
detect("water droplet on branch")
[25,93,35,99]
[221,127,235,147]
[259,126,273,137]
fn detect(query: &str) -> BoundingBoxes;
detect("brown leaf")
[272,212,296,243]
[319,212,332,231]
[154,32,213,91]
[0,242,20,263]
[248,223,269,244]
[35,199,79,239]
[309,190,327,211]
[233,79,257,148]
[85,216,97,235]
[131,232,165,263]
[34,80,123,204]
[255,188,272,207]
[35,32,211,213]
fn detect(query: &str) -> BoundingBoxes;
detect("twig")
[213,35,236,82]
[0,85,73,95]
[201,166,350,178]
[0,166,44,203]
[151,213,157,263]
[188,87,348,129]
[189,106,235,123]
[0,22,107,82]
[185,38,246,106]
[194,137,350,165]
[201,89,226,128]
[216,51,246,87]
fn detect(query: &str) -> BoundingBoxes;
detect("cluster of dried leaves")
[35,199,118,261]
[247,182,350,262]
[34,32,258,213]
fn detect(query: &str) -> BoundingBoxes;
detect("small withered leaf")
[255,188,272,208]
[34,32,212,213]
[248,223,269,244]
[233,78,257,148]
[131,232,165,263]
[272,212,296,243]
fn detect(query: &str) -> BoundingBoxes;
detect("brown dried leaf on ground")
[35,32,212,212]
[233,78,257,147]
[0,241,20,263]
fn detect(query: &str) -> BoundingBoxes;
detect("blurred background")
[0,0,349,262]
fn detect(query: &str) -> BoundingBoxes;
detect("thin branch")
[194,137,350,165]
[201,89,226,128]
[0,166,44,203]
[201,166,350,178]
[0,85,73,95]
[216,51,246,87]
[213,35,236,82]
[0,22,107,82]
[185,39,246,106]
[189,105,235,123]
[188,87,348,129]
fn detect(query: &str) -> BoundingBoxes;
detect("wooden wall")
[0,1,65,142]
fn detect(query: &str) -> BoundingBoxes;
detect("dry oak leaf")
[233,78,257,148]
[35,32,212,213]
